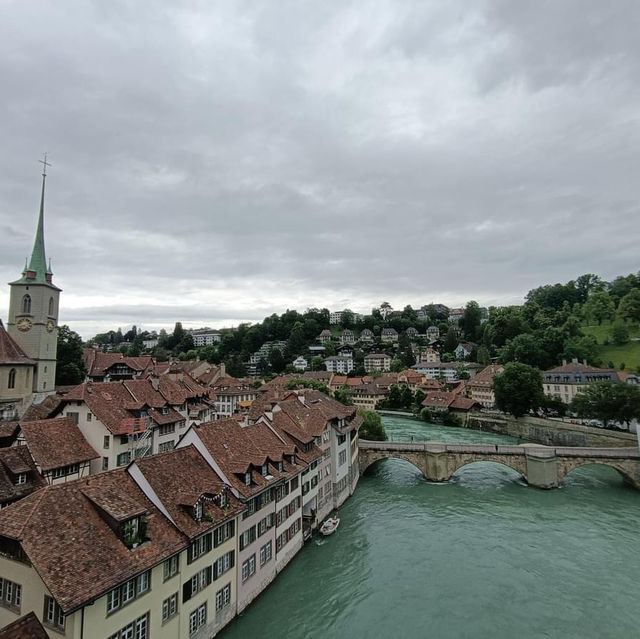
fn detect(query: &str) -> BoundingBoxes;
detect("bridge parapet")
[358,440,640,490]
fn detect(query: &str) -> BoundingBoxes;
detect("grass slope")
[581,321,640,370]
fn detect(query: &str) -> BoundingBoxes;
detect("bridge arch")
[359,451,425,477]
[447,455,527,482]
[557,460,637,487]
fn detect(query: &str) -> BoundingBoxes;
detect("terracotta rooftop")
[133,446,245,539]
[83,349,153,378]
[190,418,296,498]
[0,612,48,639]
[20,394,64,421]
[19,417,99,472]
[0,466,186,613]
[467,364,503,388]
[0,320,34,366]
[0,446,46,506]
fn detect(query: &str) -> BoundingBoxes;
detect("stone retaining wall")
[466,413,637,448]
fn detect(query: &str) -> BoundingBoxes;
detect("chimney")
[219,362,226,377]
[583,359,587,366]
[571,358,578,364]
[562,359,567,366]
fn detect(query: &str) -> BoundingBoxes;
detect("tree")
[456,363,470,380]
[444,327,458,353]
[414,389,425,410]
[460,301,481,341]
[334,385,353,405]
[477,345,491,366]
[268,348,286,374]
[493,362,544,418]
[55,325,87,385]
[611,322,630,345]
[570,381,640,428]
[357,409,387,441]
[583,291,615,325]
[284,378,330,395]
[618,289,640,323]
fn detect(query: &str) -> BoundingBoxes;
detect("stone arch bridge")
[359,440,640,490]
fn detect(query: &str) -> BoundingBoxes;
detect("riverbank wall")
[466,413,637,448]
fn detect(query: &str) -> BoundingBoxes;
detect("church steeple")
[17,154,55,286]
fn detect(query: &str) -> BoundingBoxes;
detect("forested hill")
[87,271,640,377]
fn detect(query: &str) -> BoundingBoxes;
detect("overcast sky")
[1,1,639,338]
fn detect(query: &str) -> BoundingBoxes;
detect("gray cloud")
[1,0,639,338]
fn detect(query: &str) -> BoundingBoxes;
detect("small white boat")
[320,517,340,536]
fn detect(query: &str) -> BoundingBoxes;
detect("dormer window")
[194,501,203,521]
[14,473,27,486]
[278,461,283,472]
[245,472,251,486]
[123,518,140,546]
[220,491,227,508]
[261,464,268,477]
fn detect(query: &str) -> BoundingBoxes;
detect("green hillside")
[581,321,640,370]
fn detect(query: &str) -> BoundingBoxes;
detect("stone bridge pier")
[358,441,640,491]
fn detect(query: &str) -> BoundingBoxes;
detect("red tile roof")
[133,446,244,539]
[0,320,34,365]
[83,349,153,378]
[19,417,99,471]
[0,612,48,639]
[20,394,64,421]
[0,467,186,613]
[0,446,45,505]
[191,419,296,498]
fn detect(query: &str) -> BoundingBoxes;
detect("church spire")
[23,154,53,284]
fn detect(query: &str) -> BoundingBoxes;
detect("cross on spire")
[39,152,51,177]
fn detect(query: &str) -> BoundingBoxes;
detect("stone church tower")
[6,159,61,399]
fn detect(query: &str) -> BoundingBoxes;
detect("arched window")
[8,369,16,390]
[22,294,31,314]
[48,297,54,316]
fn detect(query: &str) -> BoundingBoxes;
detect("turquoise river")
[221,416,640,639]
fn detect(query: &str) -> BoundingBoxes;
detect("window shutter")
[182,580,192,603]
[230,551,235,568]
[206,566,212,584]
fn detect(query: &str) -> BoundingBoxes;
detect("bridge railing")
[358,439,640,459]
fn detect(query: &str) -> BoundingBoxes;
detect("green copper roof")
[10,171,60,290]
[26,174,48,281]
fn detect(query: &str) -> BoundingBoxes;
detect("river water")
[222,416,640,639]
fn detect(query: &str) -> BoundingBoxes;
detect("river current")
[222,416,640,639]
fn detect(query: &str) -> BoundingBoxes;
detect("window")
[188,532,212,563]
[257,513,273,537]
[194,501,203,521]
[106,572,151,614]
[22,295,31,314]
[52,463,80,479]
[245,471,251,486]
[102,457,109,471]
[290,476,299,491]
[117,452,132,467]
[66,411,79,425]
[104,435,110,449]
[87,412,92,422]
[158,423,175,436]
[239,526,257,550]
[163,555,179,581]
[14,473,27,486]
[162,593,178,623]
[213,550,234,579]
[7,369,16,390]
[339,450,347,466]
[158,441,174,453]
[108,613,149,639]
[0,578,21,610]
[189,603,207,636]
[338,434,347,445]
[260,541,273,566]
[213,520,235,547]
[188,567,212,598]
[261,464,268,476]
[241,554,256,582]
[44,595,65,630]
[215,583,231,612]
[48,297,54,316]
